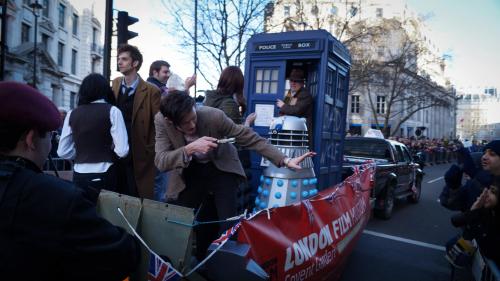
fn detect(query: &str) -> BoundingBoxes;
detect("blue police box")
[244,29,351,191]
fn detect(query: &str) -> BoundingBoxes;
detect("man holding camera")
[440,140,500,211]
[443,140,500,267]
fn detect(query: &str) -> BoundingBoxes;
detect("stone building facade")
[2,0,103,109]
[456,88,500,141]
[265,0,456,139]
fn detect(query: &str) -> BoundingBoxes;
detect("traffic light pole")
[103,0,113,81]
[1,1,8,80]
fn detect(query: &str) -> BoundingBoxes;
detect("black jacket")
[462,207,500,264]
[0,156,140,281]
[203,90,243,124]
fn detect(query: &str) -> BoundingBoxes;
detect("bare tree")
[350,19,454,137]
[160,0,269,88]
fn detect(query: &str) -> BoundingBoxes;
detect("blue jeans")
[154,169,168,202]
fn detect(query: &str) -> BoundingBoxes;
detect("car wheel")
[375,185,394,220]
[408,177,422,203]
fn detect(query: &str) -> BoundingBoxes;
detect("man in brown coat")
[154,91,314,259]
[110,44,161,199]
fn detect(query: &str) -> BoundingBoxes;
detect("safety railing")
[471,250,500,281]
[43,157,73,171]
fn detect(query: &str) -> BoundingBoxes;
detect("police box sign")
[255,41,316,51]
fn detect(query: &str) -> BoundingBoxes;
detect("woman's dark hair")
[77,73,113,106]
[160,91,195,126]
[216,66,246,114]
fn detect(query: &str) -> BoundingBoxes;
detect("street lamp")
[29,0,42,88]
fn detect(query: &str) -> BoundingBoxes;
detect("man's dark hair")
[149,60,170,77]
[160,91,195,126]
[117,44,143,71]
[78,73,113,106]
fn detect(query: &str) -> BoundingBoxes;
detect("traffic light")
[117,11,138,45]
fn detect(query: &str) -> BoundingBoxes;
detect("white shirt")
[57,100,129,173]
[121,76,140,96]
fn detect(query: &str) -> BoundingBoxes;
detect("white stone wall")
[267,0,455,139]
[5,0,103,110]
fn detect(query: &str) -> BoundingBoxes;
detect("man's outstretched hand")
[287,151,316,169]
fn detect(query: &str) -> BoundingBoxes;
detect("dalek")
[254,116,317,210]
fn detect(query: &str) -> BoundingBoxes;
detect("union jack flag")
[352,165,360,175]
[147,253,181,281]
[212,221,242,246]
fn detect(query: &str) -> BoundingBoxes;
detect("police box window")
[255,68,279,94]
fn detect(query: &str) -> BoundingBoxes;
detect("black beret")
[0,81,61,131]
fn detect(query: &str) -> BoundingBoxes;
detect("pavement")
[340,163,473,281]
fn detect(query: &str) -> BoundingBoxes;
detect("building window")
[284,6,290,17]
[70,91,77,109]
[21,23,31,43]
[71,49,77,74]
[58,4,66,28]
[376,8,383,18]
[351,95,360,113]
[376,96,386,114]
[331,6,338,15]
[92,28,97,44]
[91,58,97,73]
[72,14,78,36]
[42,0,49,17]
[255,68,279,94]
[377,47,385,57]
[41,34,49,50]
[57,42,64,67]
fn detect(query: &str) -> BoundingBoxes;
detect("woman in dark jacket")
[203,66,256,211]
[203,66,255,126]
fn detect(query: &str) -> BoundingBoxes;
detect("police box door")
[247,61,287,137]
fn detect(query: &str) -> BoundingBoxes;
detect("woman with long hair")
[203,66,256,212]
[58,73,129,201]
[204,66,255,125]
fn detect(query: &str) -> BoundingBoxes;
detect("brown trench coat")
[112,76,161,199]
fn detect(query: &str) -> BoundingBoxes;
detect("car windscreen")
[343,139,391,160]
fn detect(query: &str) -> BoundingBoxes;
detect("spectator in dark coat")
[455,182,500,265]
[440,141,499,211]
[0,82,140,281]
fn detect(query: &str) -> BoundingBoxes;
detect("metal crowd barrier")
[471,250,500,281]
[43,157,73,171]
[482,257,500,281]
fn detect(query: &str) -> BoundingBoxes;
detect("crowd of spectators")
[387,136,489,166]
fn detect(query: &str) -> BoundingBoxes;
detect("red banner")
[237,164,375,281]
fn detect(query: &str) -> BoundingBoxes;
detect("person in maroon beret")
[0,81,140,281]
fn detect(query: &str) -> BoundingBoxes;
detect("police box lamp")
[117,11,139,46]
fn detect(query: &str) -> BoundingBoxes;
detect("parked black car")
[342,137,424,219]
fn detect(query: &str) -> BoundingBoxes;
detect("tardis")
[244,29,351,191]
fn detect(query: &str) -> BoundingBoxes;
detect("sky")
[73,0,500,93]
[407,0,500,92]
